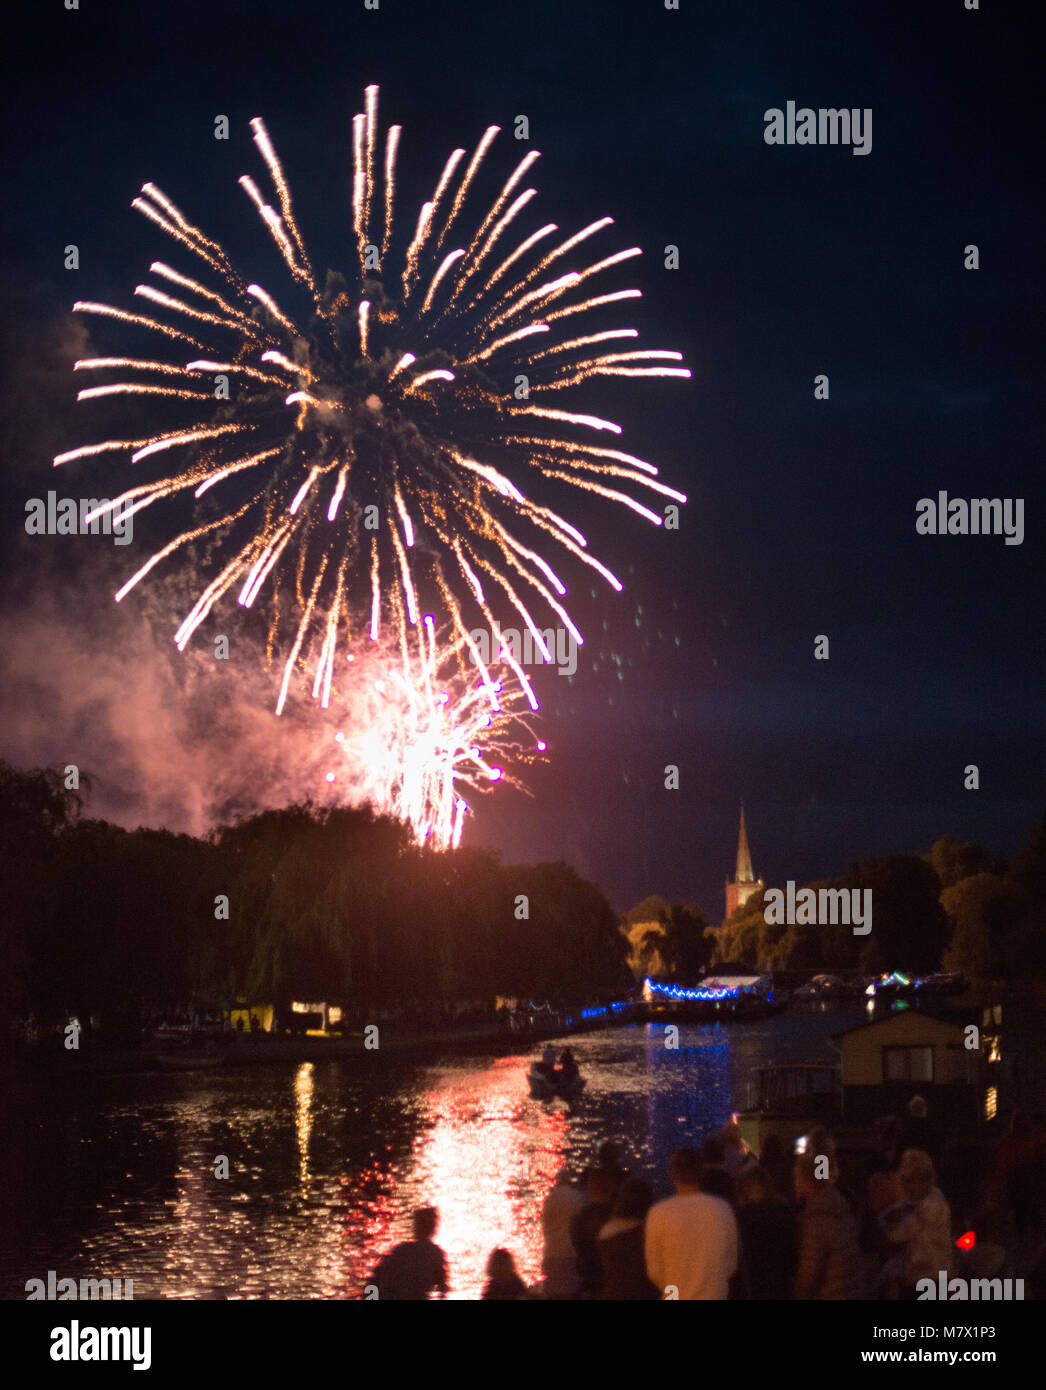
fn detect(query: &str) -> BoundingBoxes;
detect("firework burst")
[323,623,538,851]
[57,86,688,843]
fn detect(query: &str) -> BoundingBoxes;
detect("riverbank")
[10,1008,637,1079]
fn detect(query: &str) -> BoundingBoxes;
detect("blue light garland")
[644,978,741,1002]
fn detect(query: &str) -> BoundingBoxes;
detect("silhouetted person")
[879,1149,954,1299]
[721,1120,757,1176]
[898,1096,934,1160]
[867,1116,903,1215]
[542,1168,585,1299]
[862,1115,904,1258]
[735,1166,797,1300]
[989,1110,1045,1239]
[700,1136,726,1167]
[535,1044,558,1081]
[571,1166,617,1298]
[793,1152,865,1299]
[937,1133,985,1236]
[370,1207,448,1300]
[598,1178,660,1300]
[757,1134,794,1205]
[645,1148,738,1300]
[595,1139,628,1195]
[482,1248,527,1300]
[698,1164,735,1206]
[558,1047,580,1085]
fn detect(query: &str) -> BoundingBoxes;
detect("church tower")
[725,803,764,920]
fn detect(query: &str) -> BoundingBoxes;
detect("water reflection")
[411,1057,568,1297]
[295,1063,314,1188]
[4,1010,869,1300]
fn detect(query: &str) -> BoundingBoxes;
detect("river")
[0,1004,980,1300]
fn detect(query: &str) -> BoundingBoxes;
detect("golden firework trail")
[58,86,689,845]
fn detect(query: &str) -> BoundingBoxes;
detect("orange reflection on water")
[294,1062,313,1188]
[408,1058,572,1299]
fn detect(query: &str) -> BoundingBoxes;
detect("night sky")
[1,0,1042,917]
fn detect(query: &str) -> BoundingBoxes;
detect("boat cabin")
[831,1009,988,1126]
[735,1059,842,1154]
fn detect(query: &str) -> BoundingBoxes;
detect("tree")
[841,854,949,974]
[926,835,1004,891]
[940,872,1015,982]
[0,761,93,1029]
[714,890,766,969]
[993,818,1046,981]
[620,895,671,980]
[658,901,713,980]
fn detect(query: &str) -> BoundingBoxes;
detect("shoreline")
[9,1014,622,1081]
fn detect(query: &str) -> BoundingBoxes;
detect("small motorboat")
[527,1066,586,1103]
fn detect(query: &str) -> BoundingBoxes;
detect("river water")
[0,1005,976,1300]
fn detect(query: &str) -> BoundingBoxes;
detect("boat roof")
[830,1011,965,1041]
[698,974,771,989]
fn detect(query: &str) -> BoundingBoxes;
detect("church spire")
[725,801,763,921]
[736,802,755,884]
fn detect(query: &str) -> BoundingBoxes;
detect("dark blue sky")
[1,0,1042,915]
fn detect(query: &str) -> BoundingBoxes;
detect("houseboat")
[830,1007,993,1127]
[642,974,784,1022]
[735,1058,842,1155]
[735,1004,1001,1156]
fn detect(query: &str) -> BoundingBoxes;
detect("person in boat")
[533,1045,558,1082]
[558,1048,580,1086]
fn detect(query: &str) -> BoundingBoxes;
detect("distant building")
[724,803,764,920]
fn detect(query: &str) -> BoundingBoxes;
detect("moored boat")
[734,1058,842,1154]
[642,974,785,1021]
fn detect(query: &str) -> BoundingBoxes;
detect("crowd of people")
[367,1103,1046,1299]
